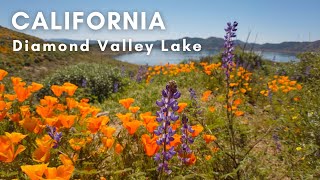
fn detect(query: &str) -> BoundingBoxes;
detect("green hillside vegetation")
[0,26,138,81]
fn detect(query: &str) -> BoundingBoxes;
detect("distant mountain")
[51,36,320,54]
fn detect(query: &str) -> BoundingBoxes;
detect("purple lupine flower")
[179,114,195,164]
[189,88,203,115]
[113,81,119,93]
[189,88,197,100]
[272,133,281,152]
[47,125,62,149]
[154,80,181,174]
[81,78,87,87]
[222,21,238,78]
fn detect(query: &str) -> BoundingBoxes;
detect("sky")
[0,0,319,43]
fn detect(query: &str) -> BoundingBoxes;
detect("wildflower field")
[0,22,320,179]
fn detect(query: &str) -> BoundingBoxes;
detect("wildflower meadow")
[0,22,319,180]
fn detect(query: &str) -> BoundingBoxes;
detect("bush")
[38,63,127,102]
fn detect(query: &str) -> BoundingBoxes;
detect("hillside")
[0,26,138,81]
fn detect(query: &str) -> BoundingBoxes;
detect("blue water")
[115,49,297,65]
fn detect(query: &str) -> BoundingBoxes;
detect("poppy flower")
[101,137,114,149]
[129,106,140,113]
[205,155,212,161]
[191,124,203,137]
[100,126,116,138]
[32,135,53,163]
[0,84,5,94]
[59,115,77,129]
[172,120,181,131]
[14,86,31,102]
[44,164,75,180]
[59,154,78,166]
[141,115,156,124]
[209,106,215,112]
[21,164,48,180]
[201,90,212,102]
[139,111,152,119]
[51,85,64,97]
[123,120,142,135]
[69,138,86,151]
[145,121,158,133]
[66,98,78,110]
[0,69,8,81]
[0,132,26,163]
[115,143,124,154]
[19,117,44,134]
[119,98,135,109]
[5,132,27,144]
[116,113,132,123]
[63,82,78,96]
[29,82,43,93]
[168,134,181,148]
[177,103,187,113]
[141,134,159,156]
[203,134,217,144]
[234,111,244,117]
[87,116,109,134]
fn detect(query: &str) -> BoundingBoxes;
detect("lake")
[115,49,298,65]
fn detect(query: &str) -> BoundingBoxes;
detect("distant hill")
[51,36,320,54]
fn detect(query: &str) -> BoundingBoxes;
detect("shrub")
[38,63,127,102]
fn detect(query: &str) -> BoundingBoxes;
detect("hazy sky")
[0,0,319,43]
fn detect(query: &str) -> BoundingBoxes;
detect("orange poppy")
[32,135,53,163]
[5,132,27,144]
[21,163,48,180]
[59,115,77,129]
[66,98,78,110]
[129,106,140,113]
[123,120,142,135]
[29,82,43,93]
[0,132,26,163]
[20,105,31,118]
[234,111,244,117]
[115,143,124,154]
[191,124,203,137]
[177,103,188,113]
[168,134,181,148]
[100,126,116,138]
[63,82,78,96]
[44,165,75,180]
[59,154,78,166]
[101,137,114,149]
[87,116,109,134]
[141,134,159,156]
[141,115,156,124]
[0,84,5,94]
[203,134,217,144]
[119,98,135,109]
[209,106,215,112]
[0,69,8,81]
[69,138,86,151]
[172,120,181,131]
[19,117,44,134]
[51,85,64,97]
[201,90,212,102]
[145,121,158,133]
[14,86,31,102]
[116,113,132,123]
